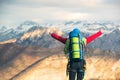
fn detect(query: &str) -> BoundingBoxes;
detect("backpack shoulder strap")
[82,37,87,46]
[64,39,70,54]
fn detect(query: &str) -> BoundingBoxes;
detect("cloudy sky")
[0,0,120,27]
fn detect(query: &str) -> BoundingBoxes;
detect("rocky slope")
[0,44,120,80]
[10,53,120,80]
[0,43,64,80]
[89,29,120,51]
[16,26,64,48]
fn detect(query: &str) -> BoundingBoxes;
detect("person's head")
[69,28,83,39]
[72,28,80,34]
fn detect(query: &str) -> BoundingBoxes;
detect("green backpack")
[69,29,86,60]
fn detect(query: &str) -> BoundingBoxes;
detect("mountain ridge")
[89,29,120,51]
[0,20,120,51]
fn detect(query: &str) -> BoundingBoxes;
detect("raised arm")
[86,30,103,44]
[50,29,103,44]
[50,32,67,44]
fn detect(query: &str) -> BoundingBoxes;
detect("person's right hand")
[49,31,52,35]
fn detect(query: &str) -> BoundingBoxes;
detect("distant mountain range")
[0,20,120,51]
[89,29,120,51]
[16,26,64,48]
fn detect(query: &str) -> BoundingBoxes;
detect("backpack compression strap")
[70,37,81,59]
[69,37,86,60]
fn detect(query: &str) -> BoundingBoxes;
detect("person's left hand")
[100,28,104,33]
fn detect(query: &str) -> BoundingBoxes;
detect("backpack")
[69,29,85,60]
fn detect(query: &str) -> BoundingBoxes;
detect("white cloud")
[0,0,120,26]
[55,11,89,20]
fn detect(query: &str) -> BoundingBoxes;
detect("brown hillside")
[0,44,120,80]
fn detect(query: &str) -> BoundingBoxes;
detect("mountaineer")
[50,28,103,80]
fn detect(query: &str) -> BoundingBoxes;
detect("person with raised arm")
[50,28,103,80]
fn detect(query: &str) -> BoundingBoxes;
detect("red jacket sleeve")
[86,30,102,44]
[50,33,67,44]
[50,30,102,45]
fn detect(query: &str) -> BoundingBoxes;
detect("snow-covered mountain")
[55,20,120,34]
[16,26,64,48]
[15,21,40,33]
[0,28,21,42]
[0,26,7,32]
[0,21,40,42]
[0,20,120,50]
[89,29,120,51]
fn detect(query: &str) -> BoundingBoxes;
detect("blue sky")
[0,0,120,27]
